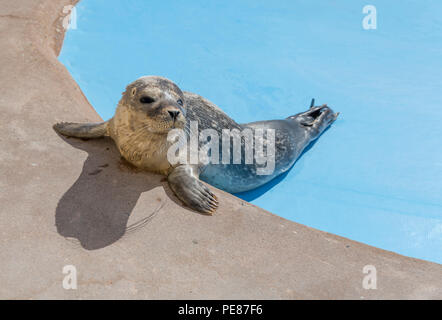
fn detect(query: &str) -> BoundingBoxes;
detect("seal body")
[200,120,305,193]
[54,76,338,214]
[184,93,338,193]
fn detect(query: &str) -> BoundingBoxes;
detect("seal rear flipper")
[168,164,218,215]
[53,121,109,139]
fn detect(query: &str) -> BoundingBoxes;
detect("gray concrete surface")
[0,0,441,299]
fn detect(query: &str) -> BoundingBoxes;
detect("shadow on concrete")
[55,124,331,249]
[55,136,165,250]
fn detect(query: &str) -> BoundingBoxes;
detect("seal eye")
[177,99,183,106]
[140,96,155,104]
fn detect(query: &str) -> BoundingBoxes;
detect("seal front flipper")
[53,121,109,139]
[168,164,218,215]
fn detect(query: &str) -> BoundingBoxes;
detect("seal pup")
[54,76,338,214]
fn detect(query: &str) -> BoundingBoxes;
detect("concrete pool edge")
[0,0,440,299]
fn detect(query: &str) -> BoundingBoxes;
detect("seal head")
[119,76,187,133]
[104,77,190,174]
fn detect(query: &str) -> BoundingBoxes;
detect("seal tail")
[53,121,109,139]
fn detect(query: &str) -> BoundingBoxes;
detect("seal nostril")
[168,110,180,120]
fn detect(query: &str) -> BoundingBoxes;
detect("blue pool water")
[59,0,442,263]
